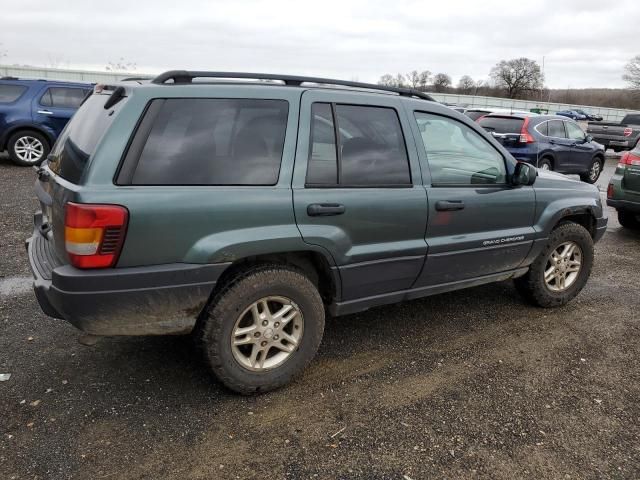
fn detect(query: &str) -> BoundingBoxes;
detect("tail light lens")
[623,127,633,137]
[519,117,535,144]
[619,151,640,169]
[607,183,614,199]
[64,202,128,268]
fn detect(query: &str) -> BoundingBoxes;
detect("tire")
[618,210,640,229]
[580,157,603,184]
[538,158,553,171]
[7,130,50,166]
[515,222,594,308]
[199,265,325,394]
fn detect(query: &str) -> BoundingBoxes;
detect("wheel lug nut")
[274,334,279,340]
[262,320,268,326]
[254,332,261,337]
[274,322,280,328]
[261,341,267,347]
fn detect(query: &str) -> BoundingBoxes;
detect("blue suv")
[478,113,605,183]
[0,77,92,166]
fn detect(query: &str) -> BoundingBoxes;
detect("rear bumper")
[27,214,230,336]
[607,198,640,213]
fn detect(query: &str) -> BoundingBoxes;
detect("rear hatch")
[622,147,640,194]
[464,109,491,121]
[477,116,526,148]
[37,88,126,262]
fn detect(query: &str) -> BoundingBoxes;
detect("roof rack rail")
[119,76,153,82]
[151,70,434,101]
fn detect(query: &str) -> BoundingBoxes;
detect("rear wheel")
[7,131,50,166]
[580,157,603,184]
[538,158,553,171]
[515,222,594,308]
[618,210,640,229]
[199,265,325,394]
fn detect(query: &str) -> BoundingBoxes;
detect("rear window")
[0,84,27,103]
[48,93,120,183]
[128,98,288,186]
[622,114,640,125]
[465,110,489,121]
[478,116,524,133]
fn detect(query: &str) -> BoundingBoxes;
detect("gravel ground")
[0,153,639,480]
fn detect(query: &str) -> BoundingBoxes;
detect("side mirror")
[512,162,537,186]
[586,135,593,143]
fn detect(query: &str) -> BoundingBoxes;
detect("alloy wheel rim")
[541,163,550,170]
[544,241,582,292]
[230,296,303,372]
[14,136,44,163]
[590,161,601,180]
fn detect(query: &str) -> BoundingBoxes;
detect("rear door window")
[40,87,89,109]
[478,116,524,133]
[0,84,27,103]
[536,121,548,136]
[129,98,289,185]
[306,103,410,186]
[548,120,567,138]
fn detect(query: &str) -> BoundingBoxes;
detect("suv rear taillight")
[619,151,640,169]
[64,202,128,269]
[519,117,535,144]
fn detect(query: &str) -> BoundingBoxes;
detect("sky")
[1,0,638,89]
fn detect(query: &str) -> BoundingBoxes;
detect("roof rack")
[151,70,434,101]
[119,76,153,82]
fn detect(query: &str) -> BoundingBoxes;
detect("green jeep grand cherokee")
[27,71,608,393]
[607,146,640,229]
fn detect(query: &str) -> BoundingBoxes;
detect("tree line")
[379,56,640,110]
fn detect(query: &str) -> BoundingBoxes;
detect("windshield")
[48,92,123,183]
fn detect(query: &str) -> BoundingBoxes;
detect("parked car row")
[556,110,603,121]
[0,77,92,166]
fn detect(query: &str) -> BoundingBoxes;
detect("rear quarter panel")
[79,85,315,267]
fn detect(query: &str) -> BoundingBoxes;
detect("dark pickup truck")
[587,113,640,152]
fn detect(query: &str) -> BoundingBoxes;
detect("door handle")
[37,110,53,115]
[307,203,346,216]
[549,139,556,145]
[435,200,465,211]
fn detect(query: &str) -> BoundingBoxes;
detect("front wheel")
[580,157,603,184]
[515,223,594,308]
[7,131,50,166]
[199,265,325,394]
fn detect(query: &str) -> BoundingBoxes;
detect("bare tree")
[394,73,406,88]
[457,75,475,94]
[417,70,431,90]
[106,58,137,72]
[432,73,452,92]
[406,70,421,88]
[378,74,395,86]
[623,55,640,90]
[490,57,544,99]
